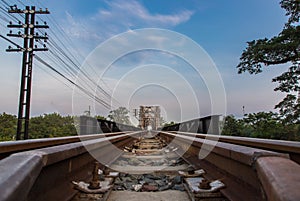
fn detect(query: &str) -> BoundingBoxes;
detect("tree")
[107,107,131,125]
[95,115,106,120]
[237,0,300,123]
[221,115,243,136]
[0,113,17,141]
[222,113,300,141]
[29,113,76,138]
[163,121,177,127]
[242,112,300,140]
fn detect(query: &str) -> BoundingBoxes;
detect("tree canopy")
[0,113,17,141]
[222,112,300,141]
[237,0,300,123]
[29,113,76,138]
[107,107,131,125]
[0,112,76,141]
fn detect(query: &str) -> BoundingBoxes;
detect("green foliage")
[221,115,243,136]
[95,115,106,120]
[29,113,77,139]
[107,107,131,125]
[237,0,300,123]
[0,113,17,141]
[275,94,300,124]
[163,121,177,127]
[222,112,300,141]
[0,112,77,141]
[280,0,300,25]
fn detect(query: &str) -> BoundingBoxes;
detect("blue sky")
[0,0,290,122]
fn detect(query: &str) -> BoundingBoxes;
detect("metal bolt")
[199,178,211,189]
[88,162,101,189]
[103,167,110,176]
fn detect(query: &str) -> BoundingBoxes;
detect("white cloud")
[102,0,194,26]
[65,12,102,41]
[63,0,194,43]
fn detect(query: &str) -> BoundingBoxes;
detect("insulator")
[9,30,12,34]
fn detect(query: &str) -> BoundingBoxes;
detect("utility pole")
[6,5,49,140]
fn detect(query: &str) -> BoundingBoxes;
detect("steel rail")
[1,130,299,201]
[0,131,144,201]
[158,131,300,201]
[0,131,131,159]
[167,131,300,164]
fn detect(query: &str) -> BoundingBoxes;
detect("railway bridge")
[0,116,299,201]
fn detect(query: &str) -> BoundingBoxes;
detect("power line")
[1,0,10,7]
[27,0,118,105]
[0,22,6,28]
[35,55,111,109]
[0,33,21,47]
[35,63,74,90]
[32,21,115,103]
[0,13,10,23]
[0,6,21,22]
[2,1,120,114]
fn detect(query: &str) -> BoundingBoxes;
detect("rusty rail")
[0,131,144,201]
[1,130,300,201]
[168,131,300,164]
[0,132,130,159]
[159,131,300,201]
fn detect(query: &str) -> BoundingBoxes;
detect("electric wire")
[0,6,21,23]
[35,63,74,90]
[31,0,116,101]
[0,33,21,48]
[30,0,117,102]
[1,0,120,111]
[0,22,6,28]
[35,55,111,109]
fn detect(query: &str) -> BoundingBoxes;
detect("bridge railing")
[79,116,141,135]
[161,115,221,134]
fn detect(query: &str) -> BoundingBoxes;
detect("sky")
[0,0,290,123]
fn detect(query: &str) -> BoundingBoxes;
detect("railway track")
[167,131,300,164]
[0,132,133,160]
[0,131,299,201]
